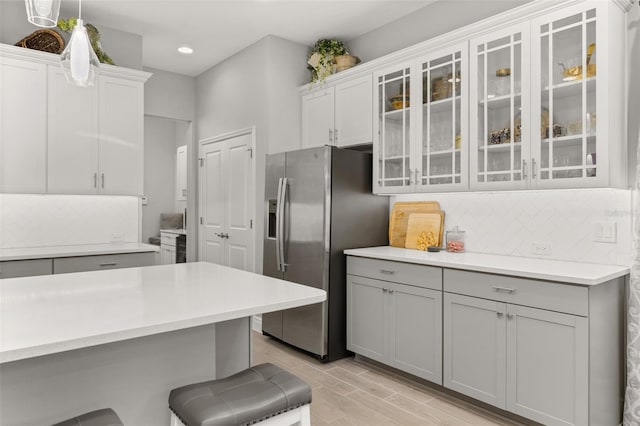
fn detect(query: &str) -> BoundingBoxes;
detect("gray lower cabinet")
[0,259,53,278]
[53,252,155,274]
[346,256,442,384]
[444,268,623,426]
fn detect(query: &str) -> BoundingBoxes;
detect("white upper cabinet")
[470,1,626,190]
[374,61,413,193]
[0,56,47,193]
[0,44,150,196]
[334,75,373,147]
[470,24,530,191]
[301,74,373,149]
[99,76,144,195]
[48,67,100,194]
[530,2,624,189]
[176,145,187,201]
[374,43,468,194]
[301,88,334,148]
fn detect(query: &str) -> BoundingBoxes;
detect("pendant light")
[25,0,61,28]
[59,0,99,87]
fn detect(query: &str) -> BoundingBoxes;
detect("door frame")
[198,126,256,270]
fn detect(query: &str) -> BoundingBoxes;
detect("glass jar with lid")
[446,226,465,253]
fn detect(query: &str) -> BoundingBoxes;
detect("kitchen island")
[0,262,326,425]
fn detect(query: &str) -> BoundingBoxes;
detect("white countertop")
[160,229,187,235]
[0,242,159,262]
[344,246,629,286]
[0,262,325,363]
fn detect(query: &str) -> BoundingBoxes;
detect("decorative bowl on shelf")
[562,63,596,81]
[389,95,409,110]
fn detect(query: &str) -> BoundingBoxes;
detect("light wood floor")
[252,332,524,426]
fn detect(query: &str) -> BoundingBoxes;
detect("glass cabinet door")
[470,25,529,190]
[533,6,601,187]
[373,64,413,192]
[417,44,467,190]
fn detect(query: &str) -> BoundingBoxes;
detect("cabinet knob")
[382,288,388,293]
[507,313,514,320]
[496,312,504,318]
[388,289,394,294]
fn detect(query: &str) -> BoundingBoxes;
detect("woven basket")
[15,29,65,54]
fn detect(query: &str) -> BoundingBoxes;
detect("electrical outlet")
[111,232,124,243]
[531,242,552,256]
[593,221,616,243]
[141,196,148,206]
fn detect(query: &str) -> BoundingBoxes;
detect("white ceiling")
[59,0,436,77]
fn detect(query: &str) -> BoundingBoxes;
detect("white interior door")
[225,133,254,271]
[200,142,226,265]
[199,128,255,272]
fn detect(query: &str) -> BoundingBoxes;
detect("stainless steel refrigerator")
[263,145,388,361]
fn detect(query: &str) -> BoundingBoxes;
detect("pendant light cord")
[78,0,82,20]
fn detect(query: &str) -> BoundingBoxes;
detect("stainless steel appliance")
[263,146,388,361]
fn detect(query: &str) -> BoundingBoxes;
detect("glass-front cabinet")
[417,45,468,190]
[374,1,626,194]
[470,24,530,190]
[374,43,468,194]
[531,4,608,188]
[374,62,412,192]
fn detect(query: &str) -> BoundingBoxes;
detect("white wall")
[142,116,178,244]
[347,0,533,63]
[144,67,196,122]
[265,37,309,154]
[195,35,308,272]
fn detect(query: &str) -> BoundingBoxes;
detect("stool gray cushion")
[51,408,123,426]
[169,363,311,426]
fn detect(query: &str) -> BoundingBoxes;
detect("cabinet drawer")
[444,269,588,316]
[53,252,155,274]
[160,233,178,247]
[347,256,442,291]
[0,259,52,279]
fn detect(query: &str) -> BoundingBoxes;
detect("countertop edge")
[344,248,630,286]
[1,292,325,363]
[0,244,160,262]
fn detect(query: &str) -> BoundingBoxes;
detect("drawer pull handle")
[379,269,395,274]
[99,262,118,267]
[492,286,516,294]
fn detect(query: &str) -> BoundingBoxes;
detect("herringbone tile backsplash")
[395,188,633,266]
[0,194,139,248]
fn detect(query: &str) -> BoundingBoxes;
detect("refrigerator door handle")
[279,177,288,271]
[275,177,284,272]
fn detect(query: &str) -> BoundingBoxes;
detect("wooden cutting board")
[389,201,441,247]
[404,212,444,250]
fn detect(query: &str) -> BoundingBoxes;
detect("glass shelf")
[478,142,522,152]
[425,148,461,157]
[541,134,596,145]
[424,96,461,114]
[542,77,595,101]
[480,93,522,110]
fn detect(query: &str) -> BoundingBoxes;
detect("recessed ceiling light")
[178,46,194,54]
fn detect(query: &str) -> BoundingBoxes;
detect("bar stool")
[51,408,123,426]
[169,363,312,426]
